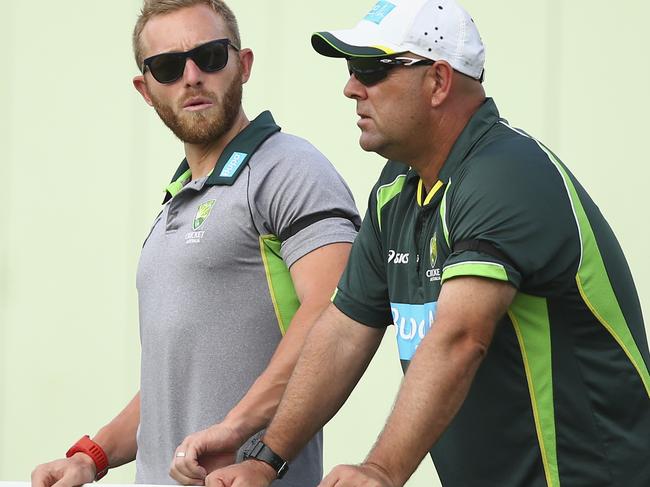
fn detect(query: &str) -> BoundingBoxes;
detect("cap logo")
[364,0,396,24]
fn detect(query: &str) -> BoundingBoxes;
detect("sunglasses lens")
[144,40,232,84]
[192,41,229,72]
[347,58,391,86]
[149,54,186,84]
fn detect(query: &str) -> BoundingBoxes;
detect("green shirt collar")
[164,110,281,202]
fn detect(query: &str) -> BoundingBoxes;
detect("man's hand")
[170,423,247,485]
[31,453,97,487]
[319,463,397,487]
[204,460,277,487]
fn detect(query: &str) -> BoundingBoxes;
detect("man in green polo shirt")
[31,1,360,486]
[209,0,650,486]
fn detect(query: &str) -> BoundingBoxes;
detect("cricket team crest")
[193,199,216,230]
[427,232,441,282]
[430,232,438,267]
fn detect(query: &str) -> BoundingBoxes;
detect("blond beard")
[151,74,243,145]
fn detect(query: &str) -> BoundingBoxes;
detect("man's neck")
[415,99,483,194]
[183,110,250,181]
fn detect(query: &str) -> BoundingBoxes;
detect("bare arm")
[264,305,385,459]
[170,242,354,484]
[322,276,516,487]
[223,243,353,438]
[93,391,140,468]
[205,305,386,487]
[31,391,140,487]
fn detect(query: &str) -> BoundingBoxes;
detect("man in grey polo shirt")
[30,1,359,486]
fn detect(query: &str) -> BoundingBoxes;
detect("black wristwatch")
[245,440,289,479]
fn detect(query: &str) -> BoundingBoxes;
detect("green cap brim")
[311,32,391,58]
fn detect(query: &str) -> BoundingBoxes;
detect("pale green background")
[1,1,649,486]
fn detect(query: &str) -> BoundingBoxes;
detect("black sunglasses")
[347,55,435,86]
[142,38,239,84]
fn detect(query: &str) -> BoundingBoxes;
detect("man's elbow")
[445,327,492,366]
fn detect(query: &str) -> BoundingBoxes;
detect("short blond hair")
[133,0,241,69]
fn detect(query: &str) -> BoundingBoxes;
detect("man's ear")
[238,48,254,84]
[133,75,154,107]
[428,60,454,108]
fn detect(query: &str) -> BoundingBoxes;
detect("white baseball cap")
[311,0,485,80]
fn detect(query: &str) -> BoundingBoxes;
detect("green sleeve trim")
[331,288,339,302]
[165,168,192,198]
[508,293,561,487]
[537,141,650,398]
[441,261,508,283]
[376,174,406,230]
[259,235,300,336]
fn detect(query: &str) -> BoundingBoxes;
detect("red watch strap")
[66,435,109,481]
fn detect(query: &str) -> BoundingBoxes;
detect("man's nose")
[343,73,367,100]
[183,58,204,86]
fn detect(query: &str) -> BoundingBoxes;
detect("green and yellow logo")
[193,199,216,230]
[430,233,438,268]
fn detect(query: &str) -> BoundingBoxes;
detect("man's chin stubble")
[154,106,222,145]
[152,78,242,145]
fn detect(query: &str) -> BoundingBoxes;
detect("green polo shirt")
[333,99,650,486]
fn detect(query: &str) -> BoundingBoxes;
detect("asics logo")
[387,250,410,264]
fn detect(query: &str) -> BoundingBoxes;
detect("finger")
[51,471,83,487]
[231,477,255,487]
[319,465,362,487]
[205,473,227,487]
[31,468,58,487]
[171,444,204,482]
[208,470,245,487]
[32,470,62,487]
[169,469,205,487]
[169,465,205,486]
[320,477,350,487]
[173,446,207,482]
[318,469,340,487]
[50,478,72,487]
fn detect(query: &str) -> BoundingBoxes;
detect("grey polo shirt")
[135,111,360,485]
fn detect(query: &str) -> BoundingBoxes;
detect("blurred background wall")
[1,1,648,486]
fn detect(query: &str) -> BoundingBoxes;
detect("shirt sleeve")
[441,137,581,294]
[248,133,361,268]
[333,168,398,328]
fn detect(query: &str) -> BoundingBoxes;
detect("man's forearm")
[262,305,385,460]
[223,243,352,442]
[92,391,140,468]
[222,298,330,442]
[364,277,515,486]
[364,323,488,485]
